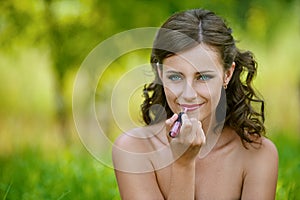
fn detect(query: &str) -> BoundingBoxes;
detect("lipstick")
[169,108,187,138]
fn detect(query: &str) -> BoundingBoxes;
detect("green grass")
[271,133,300,200]
[0,132,299,199]
[0,145,120,200]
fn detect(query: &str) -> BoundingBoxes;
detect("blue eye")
[168,74,182,81]
[198,74,212,81]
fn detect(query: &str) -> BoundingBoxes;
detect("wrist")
[172,159,196,170]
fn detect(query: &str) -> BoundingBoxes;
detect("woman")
[112,8,278,199]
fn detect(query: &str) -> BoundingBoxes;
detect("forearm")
[167,161,196,200]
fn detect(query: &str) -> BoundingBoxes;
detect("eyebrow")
[165,70,216,74]
[165,70,183,75]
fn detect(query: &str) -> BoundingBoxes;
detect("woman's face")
[160,44,233,123]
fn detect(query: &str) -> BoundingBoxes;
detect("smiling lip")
[180,104,203,111]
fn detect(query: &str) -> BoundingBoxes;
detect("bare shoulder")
[234,135,279,172]
[243,136,278,162]
[219,128,278,159]
[113,122,166,152]
[260,137,278,157]
[113,126,152,153]
[240,136,279,199]
[218,129,278,169]
[112,123,166,164]
[112,126,155,173]
[112,125,165,200]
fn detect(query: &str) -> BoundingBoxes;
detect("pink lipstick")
[169,108,187,138]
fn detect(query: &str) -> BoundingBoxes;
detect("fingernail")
[198,121,202,127]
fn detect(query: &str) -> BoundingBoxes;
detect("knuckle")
[196,137,203,145]
[165,119,171,125]
[190,118,197,123]
[193,133,203,145]
[183,121,192,128]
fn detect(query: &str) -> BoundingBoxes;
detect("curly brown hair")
[141,9,265,144]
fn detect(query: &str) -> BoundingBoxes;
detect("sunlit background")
[0,0,299,199]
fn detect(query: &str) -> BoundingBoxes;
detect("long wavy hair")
[141,9,265,144]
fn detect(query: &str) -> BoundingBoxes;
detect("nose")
[182,80,197,101]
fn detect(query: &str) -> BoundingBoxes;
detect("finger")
[165,113,178,128]
[181,113,189,122]
[165,114,178,141]
[180,114,192,136]
[176,114,194,143]
[197,121,206,145]
[189,118,199,143]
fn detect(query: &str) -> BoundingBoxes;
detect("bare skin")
[113,123,278,200]
[112,44,278,199]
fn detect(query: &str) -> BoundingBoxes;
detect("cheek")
[162,79,184,98]
[207,83,223,108]
[197,81,222,104]
[164,84,182,96]
[164,85,179,103]
[163,86,179,113]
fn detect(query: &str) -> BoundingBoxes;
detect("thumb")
[198,121,206,145]
[165,113,178,128]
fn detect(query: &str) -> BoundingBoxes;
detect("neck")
[199,114,224,158]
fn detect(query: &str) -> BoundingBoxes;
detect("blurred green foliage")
[0,131,299,199]
[273,133,300,199]
[0,144,120,199]
[0,0,299,199]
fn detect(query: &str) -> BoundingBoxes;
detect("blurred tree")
[0,0,298,138]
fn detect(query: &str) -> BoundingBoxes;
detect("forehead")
[163,44,223,72]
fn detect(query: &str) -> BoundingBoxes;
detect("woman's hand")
[165,113,206,166]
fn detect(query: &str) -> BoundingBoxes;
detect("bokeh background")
[0,0,299,199]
